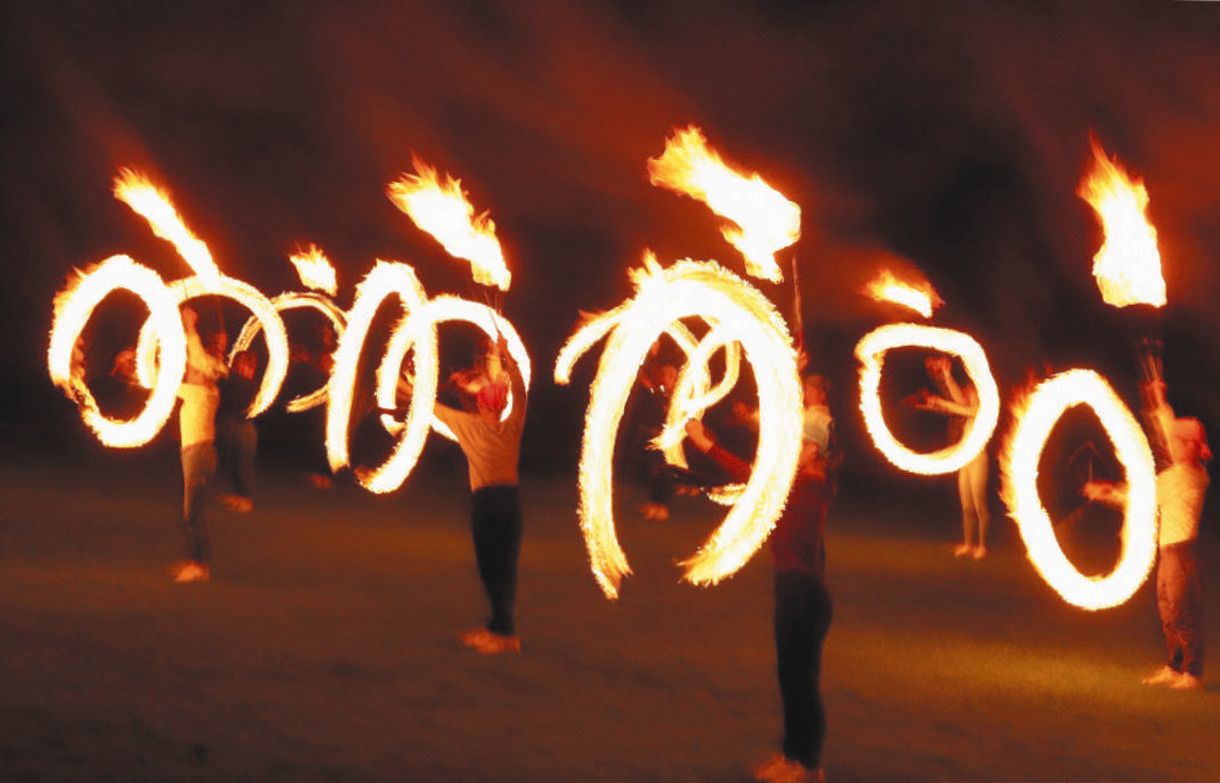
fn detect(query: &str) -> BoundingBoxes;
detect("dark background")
[3,0,1219,472]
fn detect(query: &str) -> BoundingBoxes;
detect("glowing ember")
[555,257,803,598]
[999,370,1157,610]
[863,268,943,319]
[1077,139,1166,308]
[647,126,800,283]
[855,323,1000,475]
[48,255,187,447]
[387,157,510,291]
[113,169,220,285]
[289,244,339,296]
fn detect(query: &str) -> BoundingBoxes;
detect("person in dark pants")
[217,349,259,513]
[685,375,838,783]
[420,335,528,655]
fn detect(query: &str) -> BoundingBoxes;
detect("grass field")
[1,437,1217,781]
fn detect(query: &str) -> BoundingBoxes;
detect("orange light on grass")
[1000,370,1157,610]
[647,126,800,283]
[1078,139,1166,308]
[387,157,510,291]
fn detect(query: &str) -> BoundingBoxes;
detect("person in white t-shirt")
[1085,379,1210,690]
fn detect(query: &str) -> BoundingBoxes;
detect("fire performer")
[170,305,228,583]
[910,354,990,559]
[634,339,680,521]
[216,349,259,513]
[684,378,838,783]
[1084,378,1209,690]
[399,334,527,654]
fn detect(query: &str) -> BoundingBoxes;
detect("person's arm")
[908,390,974,417]
[1083,479,1128,507]
[685,419,751,483]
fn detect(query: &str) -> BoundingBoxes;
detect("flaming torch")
[647,125,801,283]
[387,156,510,293]
[1078,138,1167,442]
[863,268,944,320]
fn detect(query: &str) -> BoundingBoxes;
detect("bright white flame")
[232,291,346,414]
[647,126,800,283]
[862,269,942,319]
[1000,369,1157,610]
[1078,139,1166,308]
[377,296,531,443]
[48,255,186,447]
[325,261,435,493]
[289,244,339,296]
[555,257,803,598]
[133,275,290,419]
[855,323,1000,475]
[113,169,220,285]
[387,157,510,291]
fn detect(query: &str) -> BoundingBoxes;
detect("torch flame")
[863,269,943,319]
[387,157,510,291]
[113,169,220,285]
[999,369,1157,610]
[289,244,338,296]
[1077,140,1166,308]
[647,126,800,283]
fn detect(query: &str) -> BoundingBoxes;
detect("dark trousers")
[471,484,523,636]
[218,416,257,499]
[774,570,833,769]
[1157,541,1205,677]
[180,443,216,564]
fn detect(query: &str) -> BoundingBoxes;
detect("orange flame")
[289,244,338,296]
[1077,140,1165,308]
[862,269,943,318]
[855,323,999,475]
[998,369,1157,609]
[113,169,220,284]
[647,126,800,283]
[387,157,510,291]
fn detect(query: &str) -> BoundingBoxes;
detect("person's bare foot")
[169,561,210,583]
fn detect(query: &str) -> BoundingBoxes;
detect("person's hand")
[925,355,950,376]
[904,389,932,409]
[111,348,137,380]
[684,418,715,453]
[1082,480,1112,502]
[731,400,757,422]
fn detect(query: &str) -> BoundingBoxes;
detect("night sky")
[4,0,1219,464]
